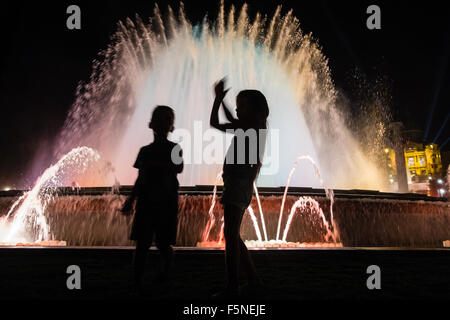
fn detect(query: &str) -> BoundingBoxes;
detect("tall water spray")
[57,1,385,190]
[0,147,103,243]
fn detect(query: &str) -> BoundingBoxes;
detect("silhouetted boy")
[121,105,183,294]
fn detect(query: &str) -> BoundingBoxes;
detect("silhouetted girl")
[210,78,269,297]
[122,105,183,294]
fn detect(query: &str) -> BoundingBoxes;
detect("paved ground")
[0,247,448,303]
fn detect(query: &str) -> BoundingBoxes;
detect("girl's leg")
[223,204,244,291]
[238,237,261,285]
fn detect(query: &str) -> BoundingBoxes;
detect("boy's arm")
[121,174,141,215]
[129,174,141,201]
[121,150,144,215]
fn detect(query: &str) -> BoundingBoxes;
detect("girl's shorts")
[220,174,254,211]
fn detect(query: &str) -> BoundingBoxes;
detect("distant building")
[404,142,442,182]
[384,142,444,196]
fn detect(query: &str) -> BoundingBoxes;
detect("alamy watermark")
[66,5,81,30]
[366,5,381,30]
[366,265,381,290]
[66,265,81,290]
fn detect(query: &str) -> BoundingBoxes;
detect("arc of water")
[281,196,336,243]
[253,182,268,242]
[215,205,263,244]
[246,206,263,243]
[2,147,100,243]
[276,155,334,241]
[4,193,26,220]
[201,172,223,242]
[5,171,56,242]
[217,219,225,245]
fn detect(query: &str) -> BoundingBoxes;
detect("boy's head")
[149,105,175,136]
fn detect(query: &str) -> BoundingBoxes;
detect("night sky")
[0,0,449,189]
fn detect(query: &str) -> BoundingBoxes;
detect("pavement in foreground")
[0,247,448,302]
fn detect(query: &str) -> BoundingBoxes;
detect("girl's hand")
[214,78,229,99]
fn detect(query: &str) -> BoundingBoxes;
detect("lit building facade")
[384,142,443,195]
[404,142,442,182]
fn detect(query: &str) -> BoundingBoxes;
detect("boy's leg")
[157,244,174,275]
[223,203,244,292]
[155,215,175,277]
[133,240,150,287]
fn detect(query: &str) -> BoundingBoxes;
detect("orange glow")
[0,240,66,247]
[197,241,343,248]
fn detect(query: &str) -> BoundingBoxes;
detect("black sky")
[0,0,449,189]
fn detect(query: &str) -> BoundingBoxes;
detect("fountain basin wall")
[1,194,449,247]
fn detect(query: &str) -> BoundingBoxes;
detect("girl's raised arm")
[210,79,238,132]
[222,100,238,123]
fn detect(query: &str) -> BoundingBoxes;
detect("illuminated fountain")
[0,147,111,246]
[1,168,448,247]
[1,2,448,248]
[198,156,342,248]
[56,0,385,191]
